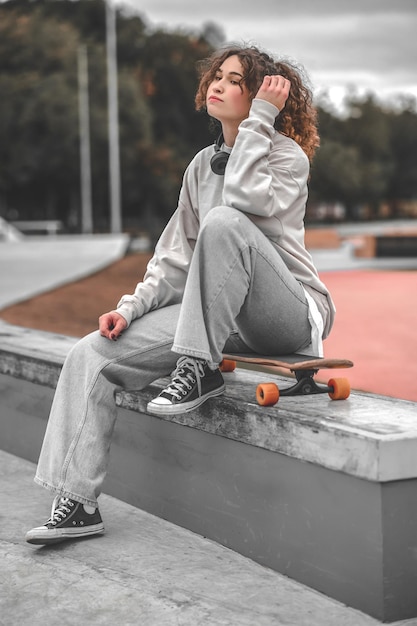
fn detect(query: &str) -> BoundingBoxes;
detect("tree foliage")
[310,93,417,220]
[0,0,214,232]
[0,0,416,232]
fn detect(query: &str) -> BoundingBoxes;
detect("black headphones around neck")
[210,133,229,175]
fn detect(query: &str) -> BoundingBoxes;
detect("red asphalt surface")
[318,269,417,403]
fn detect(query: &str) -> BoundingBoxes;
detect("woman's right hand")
[255,74,290,112]
[98,311,128,341]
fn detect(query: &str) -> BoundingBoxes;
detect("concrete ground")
[2,449,416,626]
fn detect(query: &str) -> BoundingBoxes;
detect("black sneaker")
[147,356,225,416]
[25,496,104,545]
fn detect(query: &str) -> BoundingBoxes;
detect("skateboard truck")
[261,369,333,398]
[255,368,350,405]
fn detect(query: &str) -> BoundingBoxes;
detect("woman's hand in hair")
[255,75,290,111]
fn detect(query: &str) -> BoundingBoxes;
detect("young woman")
[26,45,335,545]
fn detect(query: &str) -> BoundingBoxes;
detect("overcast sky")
[116,0,417,111]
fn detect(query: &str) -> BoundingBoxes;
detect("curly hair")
[195,45,319,162]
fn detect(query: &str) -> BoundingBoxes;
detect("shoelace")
[48,495,74,525]
[163,357,206,401]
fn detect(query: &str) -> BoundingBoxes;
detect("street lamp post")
[105,1,122,233]
[78,44,93,234]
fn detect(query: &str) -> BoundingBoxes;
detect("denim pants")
[35,207,311,507]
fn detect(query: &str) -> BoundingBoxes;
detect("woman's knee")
[65,330,114,368]
[68,330,100,354]
[201,206,248,240]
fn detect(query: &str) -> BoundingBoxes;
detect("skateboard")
[220,353,354,405]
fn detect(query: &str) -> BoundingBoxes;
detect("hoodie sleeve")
[115,170,199,326]
[222,98,309,225]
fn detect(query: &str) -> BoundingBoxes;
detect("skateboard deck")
[220,352,354,404]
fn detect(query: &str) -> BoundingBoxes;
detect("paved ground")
[317,269,417,402]
[2,449,416,626]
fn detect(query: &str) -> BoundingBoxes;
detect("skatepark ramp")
[1,320,417,623]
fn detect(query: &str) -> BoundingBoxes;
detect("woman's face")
[206,55,252,126]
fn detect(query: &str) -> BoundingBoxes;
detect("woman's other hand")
[99,311,128,341]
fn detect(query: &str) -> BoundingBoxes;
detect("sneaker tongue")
[159,390,179,401]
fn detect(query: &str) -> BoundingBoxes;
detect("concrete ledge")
[353,231,417,258]
[376,233,417,257]
[305,228,341,249]
[1,320,416,483]
[1,320,417,622]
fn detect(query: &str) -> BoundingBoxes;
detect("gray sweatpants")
[35,206,311,506]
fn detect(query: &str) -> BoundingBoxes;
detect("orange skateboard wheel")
[256,383,279,406]
[328,377,350,400]
[220,358,236,372]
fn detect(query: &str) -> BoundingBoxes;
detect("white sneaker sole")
[25,523,105,545]
[147,384,225,416]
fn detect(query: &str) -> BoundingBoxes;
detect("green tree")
[4,0,414,229]
[311,93,417,220]
[310,141,363,213]
[137,29,213,154]
[387,102,417,204]
[0,10,80,220]
[0,0,215,231]
[342,95,394,215]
